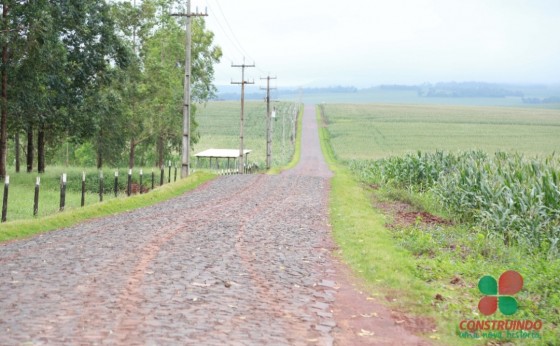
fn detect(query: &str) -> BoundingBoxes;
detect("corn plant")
[350,151,560,256]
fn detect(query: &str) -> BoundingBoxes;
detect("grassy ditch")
[317,108,559,345]
[0,171,215,243]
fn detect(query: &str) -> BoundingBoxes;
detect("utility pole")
[260,76,276,170]
[231,60,255,174]
[171,1,207,178]
[0,4,9,179]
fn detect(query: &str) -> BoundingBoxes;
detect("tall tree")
[5,1,130,172]
[141,14,221,166]
[110,0,157,169]
[1,0,219,173]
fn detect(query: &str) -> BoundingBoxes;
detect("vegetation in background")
[321,103,560,160]
[416,81,524,98]
[195,101,300,170]
[274,85,560,107]
[1,0,222,176]
[319,105,560,344]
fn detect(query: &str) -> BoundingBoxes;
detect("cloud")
[199,0,560,86]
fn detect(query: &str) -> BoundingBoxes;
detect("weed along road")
[0,105,429,345]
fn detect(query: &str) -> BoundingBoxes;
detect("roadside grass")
[316,109,446,341]
[0,171,215,243]
[3,184,106,220]
[370,185,560,345]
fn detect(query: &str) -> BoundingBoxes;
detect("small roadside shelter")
[194,148,252,173]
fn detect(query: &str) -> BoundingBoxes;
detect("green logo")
[478,270,523,316]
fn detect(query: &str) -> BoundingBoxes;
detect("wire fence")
[194,100,300,171]
[1,165,179,223]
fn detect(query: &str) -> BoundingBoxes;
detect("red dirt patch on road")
[331,261,435,345]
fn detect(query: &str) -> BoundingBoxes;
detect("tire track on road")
[72,175,270,343]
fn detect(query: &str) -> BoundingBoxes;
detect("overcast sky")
[190,0,560,88]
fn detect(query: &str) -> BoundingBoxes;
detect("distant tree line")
[379,84,418,91]
[215,85,357,101]
[291,86,358,94]
[0,0,221,178]
[522,96,560,104]
[417,82,524,98]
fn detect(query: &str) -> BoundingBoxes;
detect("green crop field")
[321,104,560,160]
[194,101,300,169]
[319,103,560,344]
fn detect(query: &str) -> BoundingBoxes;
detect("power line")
[211,0,252,60]
[205,0,269,76]
[205,0,249,61]
[231,60,255,174]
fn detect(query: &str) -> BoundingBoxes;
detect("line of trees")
[522,96,560,104]
[417,82,524,98]
[0,0,222,178]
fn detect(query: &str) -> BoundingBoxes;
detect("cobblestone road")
[0,105,432,346]
[0,106,339,345]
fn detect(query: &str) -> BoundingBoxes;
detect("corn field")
[349,151,560,256]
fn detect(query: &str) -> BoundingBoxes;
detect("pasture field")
[0,171,215,242]
[0,166,162,223]
[322,103,560,160]
[194,101,300,170]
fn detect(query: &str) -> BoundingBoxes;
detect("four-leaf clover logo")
[478,270,523,316]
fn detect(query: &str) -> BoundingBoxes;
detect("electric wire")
[204,1,246,61]
[205,0,270,77]
[210,0,253,62]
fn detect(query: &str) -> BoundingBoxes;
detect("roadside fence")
[1,163,179,223]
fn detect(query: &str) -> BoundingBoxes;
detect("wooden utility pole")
[260,76,276,170]
[0,4,9,179]
[172,1,207,178]
[232,60,255,174]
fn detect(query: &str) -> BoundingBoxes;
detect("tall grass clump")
[349,151,560,256]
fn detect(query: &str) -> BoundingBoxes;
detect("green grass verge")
[0,171,215,243]
[267,104,303,174]
[316,107,448,342]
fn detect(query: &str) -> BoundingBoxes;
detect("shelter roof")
[194,149,251,158]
